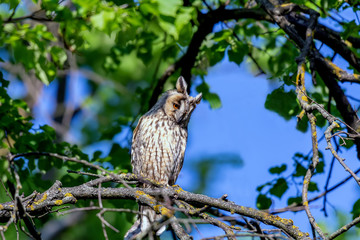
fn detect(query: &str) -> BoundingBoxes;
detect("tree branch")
[0,179,311,240]
[288,14,360,72]
[256,0,360,160]
[329,215,360,239]
[149,8,272,107]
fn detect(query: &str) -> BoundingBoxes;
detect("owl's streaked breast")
[131,113,188,185]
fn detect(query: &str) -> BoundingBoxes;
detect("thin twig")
[67,170,103,178]
[302,112,326,239]
[97,183,109,239]
[0,179,13,201]
[322,140,339,217]
[58,206,142,216]
[329,216,360,239]
[325,123,360,186]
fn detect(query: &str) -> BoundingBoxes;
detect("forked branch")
[0,154,311,240]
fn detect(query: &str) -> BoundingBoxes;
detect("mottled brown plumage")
[125,76,202,239]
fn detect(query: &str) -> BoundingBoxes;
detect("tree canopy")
[1,0,360,239]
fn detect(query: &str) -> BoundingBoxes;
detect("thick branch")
[312,55,360,159]
[0,180,310,240]
[288,14,360,72]
[256,0,360,159]
[149,8,272,107]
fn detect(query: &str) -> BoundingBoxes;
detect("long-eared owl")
[125,76,202,239]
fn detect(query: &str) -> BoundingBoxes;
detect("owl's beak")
[175,114,184,124]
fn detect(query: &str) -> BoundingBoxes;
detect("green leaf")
[315,160,324,173]
[269,164,287,175]
[228,49,244,65]
[265,86,299,120]
[296,114,309,132]
[157,0,182,17]
[314,111,327,127]
[256,182,271,192]
[50,46,67,68]
[287,196,302,205]
[40,125,56,139]
[293,162,307,177]
[175,7,193,33]
[0,73,9,87]
[100,124,122,140]
[196,82,222,109]
[41,0,59,11]
[8,0,20,9]
[139,2,159,16]
[212,30,232,42]
[35,63,50,85]
[269,178,288,199]
[0,156,10,178]
[61,174,85,187]
[308,181,319,192]
[159,15,178,39]
[256,194,272,209]
[228,42,248,65]
[351,199,360,227]
[12,43,34,70]
[92,151,102,161]
[342,138,355,149]
[108,143,131,170]
[206,92,222,109]
[90,10,117,34]
[178,22,193,46]
[38,155,52,171]
[205,41,227,66]
[341,20,360,40]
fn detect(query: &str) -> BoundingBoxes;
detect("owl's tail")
[124,206,166,240]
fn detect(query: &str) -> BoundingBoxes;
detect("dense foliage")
[1,0,360,239]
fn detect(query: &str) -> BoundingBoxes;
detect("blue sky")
[177,59,360,238]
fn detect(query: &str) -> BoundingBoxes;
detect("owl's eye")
[173,103,180,109]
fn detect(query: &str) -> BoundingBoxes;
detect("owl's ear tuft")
[194,93,202,104]
[176,76,187,94]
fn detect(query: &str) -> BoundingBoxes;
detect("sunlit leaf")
[50,46,68,68]
[265,86,299,120]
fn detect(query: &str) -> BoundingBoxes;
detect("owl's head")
[155,76,202,126]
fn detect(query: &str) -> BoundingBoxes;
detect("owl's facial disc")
[163,79,202,125]
[164,94,186,122]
